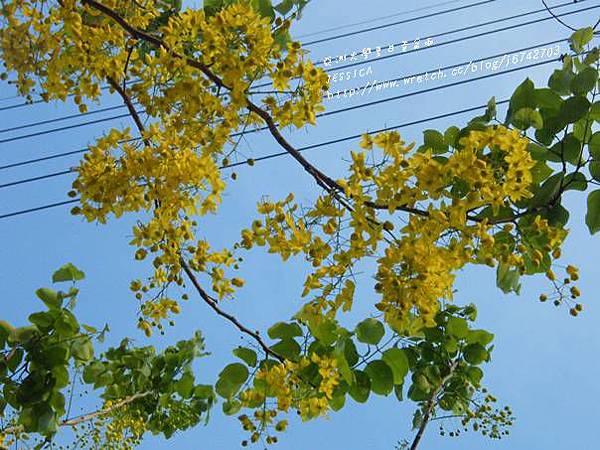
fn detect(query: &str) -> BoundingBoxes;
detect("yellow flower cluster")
[87,405,145,450]
[238,353,341,442]
[0,1,330,333]
[243,125,568,329]
[310,353,340,400]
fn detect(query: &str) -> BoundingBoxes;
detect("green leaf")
[42,345,69,367]
[28,312,54,330]
[355,318,385,345]
[446,316,469,338]
[585,190,600,234]
[531,161,553,184]
[534,88,562,111]
[393,384,404,401]
[52,263,85,283]
[193,384,215,400]
[496,263,521,294]
[364,360,393,395]
[423,130,448,154]
[549,68,575,95]
[513,108,543,130]
[203,0,224,15]
[466,329,494,346]
[270,338,301,361]
[412,409,423,429]
[267,321,302,340]
[274,0,294,15]
[222,399,242,415]
[233,347,257,367]
[570,27,594,52]
[509,78,536,110]
[382,348,409,385]
[309,319,338,346]
[550,134,582,165]
[543,203,570,227]
[560,96,591,124]
[329,393,346,411]
[175,372,195,398]
[343,337,359,366]
[563,172,587,191]
[71,338,94,362]
[590,102,600,121]
[36,288,62,310]
[506,78,536,124]
[444,126,460,147]
[589,132,600,159]
[255,0,275,20]
[52,366,70,389]
[407,381,430,402]
[334,339,355,385]
[215,363,249,399]
[466,366,484,387]
[463,343,489,365]
[571,67,598,95]
[12,326,38,346]
[348,370,370,403]
[530,172,563,208]
[589,161,600,181]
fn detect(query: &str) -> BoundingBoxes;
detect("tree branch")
[106,64,284,364]
[180,259,283,362]
[1,392,151,436]
[409,362,457,450]
[540,0,578,32]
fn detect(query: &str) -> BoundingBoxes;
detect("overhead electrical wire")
[305,2,598,70]
[294,0,473,39]
[302,0,499,46]
[0,98,511,221]
[0,0,581,114]
[226,3,600,89]
[0,50,574,190]
[0,1,592,144]
[0,0,497,113]
[0,36,569,172]
[0,103,132,135]
[0,4,595,216]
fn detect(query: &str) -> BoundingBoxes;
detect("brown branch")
[106,61,284,364]
[106,76,147,142]
[81,0,358,212]
[1,392,151,436]
[180,259,283,362]
[409,363,457,450]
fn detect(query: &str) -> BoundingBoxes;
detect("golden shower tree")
[0,1,598,448]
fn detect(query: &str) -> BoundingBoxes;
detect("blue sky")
[1,0,599,449]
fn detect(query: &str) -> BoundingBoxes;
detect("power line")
[0,99,510,220]
[313,2,597,70]
[0,103,131,134]
[0,79,140,113]
[0,0,582,115]
[251,2,597,90]
[0,0,495,113]
[0,111,139,144]
[294,0,470,39]
[0,199,80,220]
[1,2,587,145]
[326,37,566,99]
[0,169,73,189]
[0,50,569,191]
[302,0,498,46]
[0,40,567,173]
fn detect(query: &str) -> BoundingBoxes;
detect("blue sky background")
[1,0,599,449]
